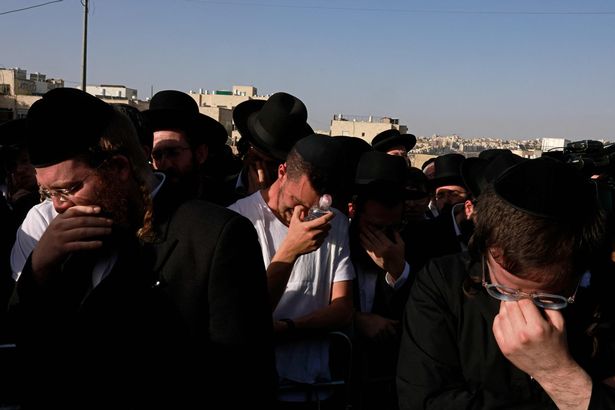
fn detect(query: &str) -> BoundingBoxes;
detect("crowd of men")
[0,87,614,409]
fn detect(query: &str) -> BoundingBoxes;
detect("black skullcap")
[293,133,343,193]
[494,156,597,219]
[26,88,114,167]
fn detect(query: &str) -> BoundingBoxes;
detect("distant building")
[85,84,138,100]
[329,114,409,143]
[188,85,269,140]
[541,137,570,153]
[0,67,64,121]
[0,67,64,96]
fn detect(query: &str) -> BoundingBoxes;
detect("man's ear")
[464,199,474,219]
[278,163,287,178]
[489,247,504,262]
[194,144,208,165]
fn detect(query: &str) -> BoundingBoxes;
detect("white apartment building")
[329,114,409,143]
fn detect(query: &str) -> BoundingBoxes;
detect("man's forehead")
[436,185,465,192]
[287,174,318,201]
[153,129,189,144]
[35,159,89,185]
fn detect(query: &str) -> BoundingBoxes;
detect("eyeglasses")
[151,146,191,163]
[481,255,578,310]
[39,162,104,203]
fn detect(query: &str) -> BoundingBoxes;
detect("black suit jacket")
[15,181,275,409]
[397,252,615,409]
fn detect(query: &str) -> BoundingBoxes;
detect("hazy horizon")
[2,0,614,141]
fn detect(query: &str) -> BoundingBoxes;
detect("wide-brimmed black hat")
[371,129,416,153]
[26,87,115,167]
[355,151,412,200]
[233,92,313,162]
[143,90,228,152]
[429,153,466,189]
[0,119,27,148]
[494,156,596,219]
[462,152,527,198]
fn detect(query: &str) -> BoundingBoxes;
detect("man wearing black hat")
[349,151,413,410]
[143,89,230,204]
[397,157,615,409]
[227,92,313,204]
[228,133,355,406]
[371,129,416,166]
[13,88,276,408]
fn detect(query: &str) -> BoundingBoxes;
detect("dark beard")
[163,167,200,200]
[92,175,142,237]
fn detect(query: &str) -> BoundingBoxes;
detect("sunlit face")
[36,158,132,228]
[276,173,320,226]
[152,130,198,183]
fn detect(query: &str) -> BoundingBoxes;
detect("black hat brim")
[246,111,313,161]
[144,109,228,151]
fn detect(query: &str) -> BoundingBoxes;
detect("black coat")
[397,252,615,409]
[15,182,276,409]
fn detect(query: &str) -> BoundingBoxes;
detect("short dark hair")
[470,186,607,289]
[285,147,334,196]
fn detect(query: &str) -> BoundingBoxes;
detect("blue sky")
[1,0,614,140]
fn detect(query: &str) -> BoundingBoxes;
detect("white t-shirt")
[229,191,355,384]
[11,199,57,281]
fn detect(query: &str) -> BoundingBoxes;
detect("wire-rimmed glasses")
[38,161,107,203]
[481,255,578,310]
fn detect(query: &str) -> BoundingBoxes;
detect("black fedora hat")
[143,90,228,152]
[429,153,466,189]
[494,156,596,220]
[26,87,114,167]
[461,152,527,198]
[371,129,416,153]
[355,151,411,199]
[233,92,313,162]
